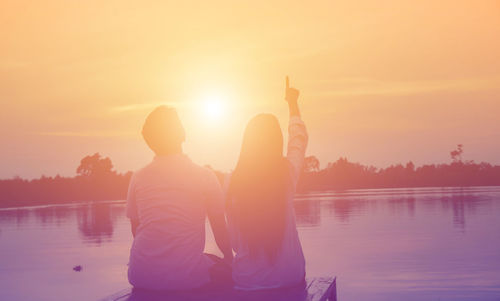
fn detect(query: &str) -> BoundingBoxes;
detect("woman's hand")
[285,76,300,103]
[285,76,301,117]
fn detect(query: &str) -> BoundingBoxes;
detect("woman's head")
[238,114,284,164]
[229,113,290,262]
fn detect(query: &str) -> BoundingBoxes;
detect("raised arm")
[285,76,308,185]
[285,76,301,117]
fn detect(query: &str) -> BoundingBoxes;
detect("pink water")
[1,186,499,300]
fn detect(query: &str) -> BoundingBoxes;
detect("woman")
[225,76,308,290]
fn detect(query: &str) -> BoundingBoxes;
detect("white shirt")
[226,116,308,290]
[126,154,224,290]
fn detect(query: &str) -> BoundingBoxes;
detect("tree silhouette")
[1,150,500,208]
[304,156,320,172]
[450,144,464,163]
[76,153,114,177]
[405,161,415,171]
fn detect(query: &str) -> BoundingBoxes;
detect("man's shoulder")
[186,161,224,188]
[129,162,155,182]
[134,165,149,176]
[188,161,218,180]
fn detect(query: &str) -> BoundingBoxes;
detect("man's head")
[142,106,185,155]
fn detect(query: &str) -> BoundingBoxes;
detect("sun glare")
[201,94,226,121]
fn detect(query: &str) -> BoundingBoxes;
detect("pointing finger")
[286,76,289,89]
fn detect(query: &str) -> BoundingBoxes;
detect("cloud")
[109,101,188,113]
[312,76,500,97]
[36,130,136,137]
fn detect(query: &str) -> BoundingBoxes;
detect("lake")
[1,186,500,301]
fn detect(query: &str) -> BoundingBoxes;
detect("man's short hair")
[142,106,185,155]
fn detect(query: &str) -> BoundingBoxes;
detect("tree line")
[0,145,499,208]
[298,145,500,191]
[0,153,132,208]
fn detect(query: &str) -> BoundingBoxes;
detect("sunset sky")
[1,0,499,179]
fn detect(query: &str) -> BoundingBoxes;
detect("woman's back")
[226,115,308,290]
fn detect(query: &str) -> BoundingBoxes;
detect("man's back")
[126,154,224,290]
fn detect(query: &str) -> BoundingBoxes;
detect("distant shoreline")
[2,185,499,210]
[2,153,500,209]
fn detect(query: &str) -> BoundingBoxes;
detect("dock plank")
[100,277,336,301]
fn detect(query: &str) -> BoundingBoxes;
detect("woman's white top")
[225,116,308,290]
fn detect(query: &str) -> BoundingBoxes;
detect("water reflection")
[293,187,497,230]
[34,206,72,227]
[326,198,371,223]
[0,201,127,245]
[439,193,484,230]
[387,197,416,217]
[77,203,114,244]
[0,187,497,241]
[294,199,321,226]
[0,187,499,301]
[0,208,30,227]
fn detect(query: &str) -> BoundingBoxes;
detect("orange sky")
[1,0,500,179]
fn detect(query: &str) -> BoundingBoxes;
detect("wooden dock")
[100,277,336,301]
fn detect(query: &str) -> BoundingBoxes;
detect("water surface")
[1,187,500,300]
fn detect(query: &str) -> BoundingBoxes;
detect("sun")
[201,94,226,121]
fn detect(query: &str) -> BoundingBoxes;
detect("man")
[126,106,233,290]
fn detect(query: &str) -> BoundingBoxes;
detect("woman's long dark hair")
[228,114,290,263]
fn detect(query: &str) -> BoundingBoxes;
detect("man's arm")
[130,219,139,238]
[207,209,233,264]
[205,172,233,264]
